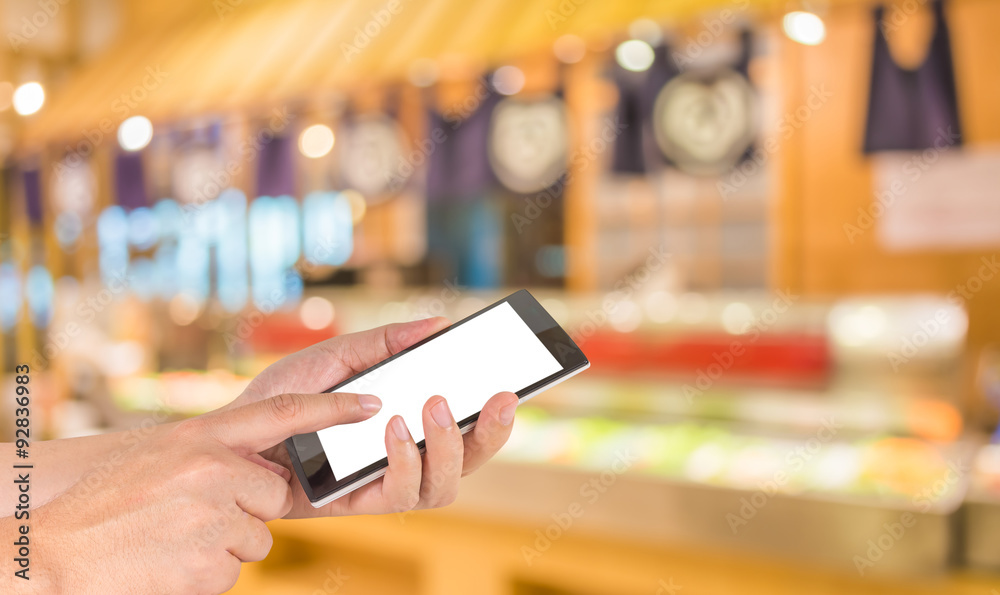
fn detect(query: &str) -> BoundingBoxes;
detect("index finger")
[204,392,382,453]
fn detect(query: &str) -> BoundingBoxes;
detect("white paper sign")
[873,147,1000,251]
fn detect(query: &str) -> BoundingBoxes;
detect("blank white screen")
[317,302,562,479]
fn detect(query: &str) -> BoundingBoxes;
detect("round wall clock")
[652,68,757,176]
[339,114,406,201]
[488,96,569,194]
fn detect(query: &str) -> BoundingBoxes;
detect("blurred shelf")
[453,457,970,576]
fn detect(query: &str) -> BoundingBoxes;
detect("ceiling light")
[783,11,826,46]
[12,82,44,115]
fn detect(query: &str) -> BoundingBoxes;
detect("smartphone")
[285,289,590,507]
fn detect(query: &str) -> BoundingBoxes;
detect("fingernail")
[391,416,411,441]
[499,400,518,425]
[431,400,453,428]
[359,394,382,412]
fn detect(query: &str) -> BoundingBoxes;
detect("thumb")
[205,392,382,453]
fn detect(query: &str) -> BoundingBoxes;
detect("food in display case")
[501,406,966,507]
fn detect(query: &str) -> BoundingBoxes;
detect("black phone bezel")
[284,289,589,505]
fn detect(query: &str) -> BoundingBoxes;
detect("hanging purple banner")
[22,168,43,225]
[256,133,295,197]
[114,152,149,210]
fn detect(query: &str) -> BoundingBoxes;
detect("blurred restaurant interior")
[2,0,1000,592]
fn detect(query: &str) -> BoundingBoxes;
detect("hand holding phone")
[221,315,518,518]
[286,290,589,507]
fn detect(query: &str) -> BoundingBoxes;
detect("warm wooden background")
[773,0,1000,426]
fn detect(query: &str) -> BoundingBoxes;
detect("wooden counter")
[227,507,998,594]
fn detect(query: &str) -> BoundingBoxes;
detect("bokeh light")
[615,39,655,72]
[721,302,755,334]
[299,296,335,330]
[298,124,335,158]
[168,293,202,326]
[13,82,45,115]
[492,65,526,95]
[783,11,826,45]
[553,35,587,64]
[117,116,154,151]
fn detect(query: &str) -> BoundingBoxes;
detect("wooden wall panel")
[776,0,1000,424]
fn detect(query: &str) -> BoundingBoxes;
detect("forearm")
[2,436,116,510]
[2,421,178,509]
[0,424,182,591]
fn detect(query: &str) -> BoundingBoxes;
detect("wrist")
[1,510,63,593]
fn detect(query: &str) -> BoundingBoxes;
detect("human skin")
[1,317,519,593]
[2,317,518,514]
[229,316,520,518]
[5,392,383,594]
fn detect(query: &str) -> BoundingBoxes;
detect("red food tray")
[581,330,830,388]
